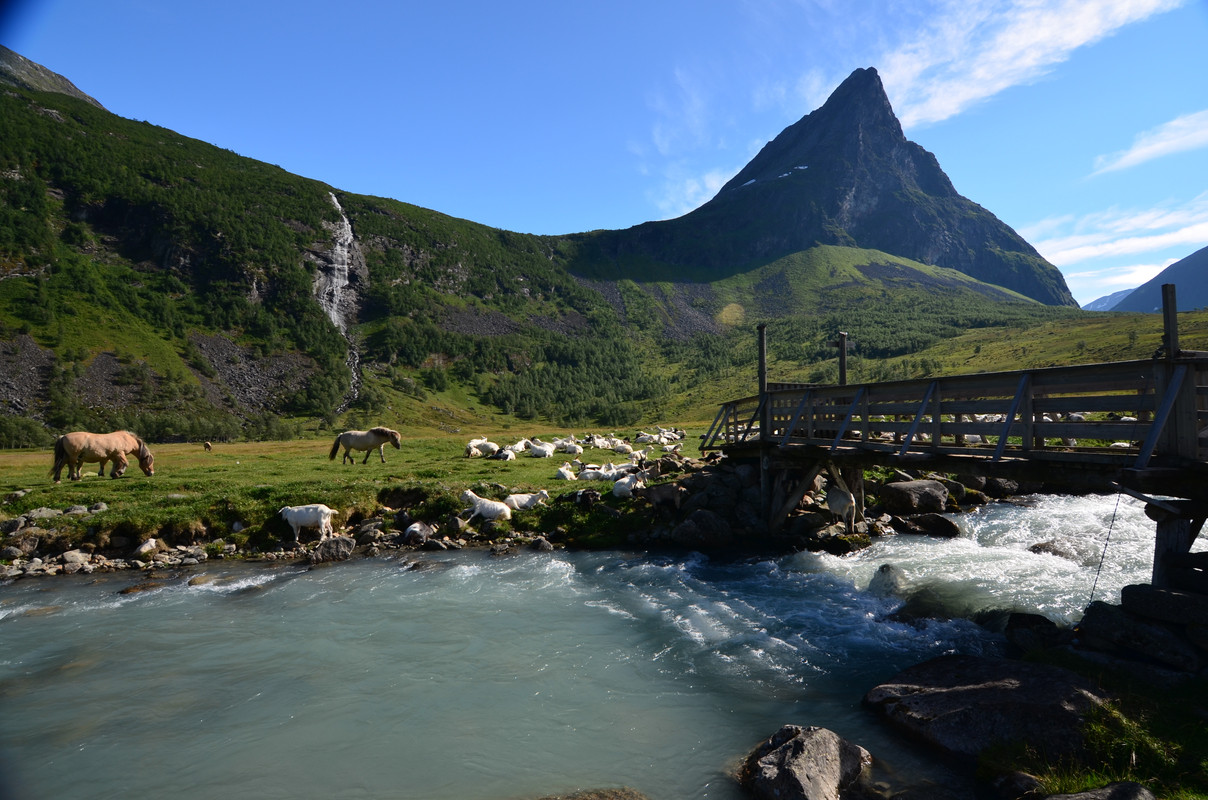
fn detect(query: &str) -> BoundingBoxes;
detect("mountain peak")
[719,67,909,195]
[570,66,1076,307]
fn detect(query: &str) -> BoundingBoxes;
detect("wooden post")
[758,323,768,396]
[758,324,772,527]
[830,331,848,386]
[1162,283,1179,360]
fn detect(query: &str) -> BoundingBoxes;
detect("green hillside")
[0,80,1158,447]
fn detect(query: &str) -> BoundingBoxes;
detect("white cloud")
[651,165,741,220]
[1065,261,1173,288]
[877,0,1186,129]
[1092,109,1208,174]
[1024,193,1208,266]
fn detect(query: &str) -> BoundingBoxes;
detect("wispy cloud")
[1023,192,1208,266]
[1092,109,1208,174]
[879,0,1186,129]
[650,165,739,220]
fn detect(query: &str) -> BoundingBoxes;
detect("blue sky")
[3,0,1207,306]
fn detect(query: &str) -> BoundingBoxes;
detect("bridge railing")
[702,357,1208,468]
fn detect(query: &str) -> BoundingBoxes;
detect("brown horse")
[50,430,155,483]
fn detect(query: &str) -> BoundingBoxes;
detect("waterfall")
[316,192,353,333]
[315,192,362,410]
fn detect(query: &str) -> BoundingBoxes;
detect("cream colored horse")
[328,426,402,464]
[51,430,155,483]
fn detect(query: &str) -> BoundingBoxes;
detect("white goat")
[555,462,578,480]
[460,489,512,523]
[504,490,550,511]
[466,437,499,457]
[529,439,557,458]
[612,472,646,498]
[824,486,856,535]
[279,504,337,542]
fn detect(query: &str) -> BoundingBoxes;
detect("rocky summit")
[568,67,1075,307]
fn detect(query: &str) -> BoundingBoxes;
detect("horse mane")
[370,426,400,443]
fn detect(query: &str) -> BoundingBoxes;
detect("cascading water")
[315,192,362,410]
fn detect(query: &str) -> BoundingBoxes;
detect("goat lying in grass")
[612,472,646,498]
[460,489,512,523]
[504,490,549,511]
[279,503,337,542]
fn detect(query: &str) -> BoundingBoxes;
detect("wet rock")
[309,535,355,564]
[1120,583,1208,625]
[1030,539,1079,560]
[1044,782,1156,800]
[669,508,734,550]
[864,654,1108,760]
[402,521,434,546]
[868,563,907,598]
[134,538,160,558]
[1076,600,1202,673]
[530,536,554,552]
[983,477,1020,498]
[741,724,871,800]
[888,513,959,537]
[59,550,90,574]
[878,480,948,515]
[1004,612,1069,653]
[533,788,652,800]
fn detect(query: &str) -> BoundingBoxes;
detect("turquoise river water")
[1,493,1201,800]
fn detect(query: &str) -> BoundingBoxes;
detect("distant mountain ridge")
[1083,288,1136,311]
[1110,245,1208,313]
[566,68,1075,307]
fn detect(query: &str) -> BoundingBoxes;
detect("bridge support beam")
[1144,500,1206,589]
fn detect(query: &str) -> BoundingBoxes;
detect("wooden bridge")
[700,286,1208,591]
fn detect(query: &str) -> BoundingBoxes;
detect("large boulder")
[668,509,734,550]
[741,724,871,800]
[309,535,355,564]
[864,654,1108,759]
[877,480,948,515]
[1077,601,1202,673]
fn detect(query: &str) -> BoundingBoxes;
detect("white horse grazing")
[329,427,402,464]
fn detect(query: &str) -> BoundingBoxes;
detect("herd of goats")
[280,426,691,544]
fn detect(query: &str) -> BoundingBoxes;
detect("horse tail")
[329,434,342,460]
[49,435,67,478]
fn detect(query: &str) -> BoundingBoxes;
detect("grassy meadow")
[0,428,705,552]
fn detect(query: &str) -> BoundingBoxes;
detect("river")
[1,493,1199,799]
